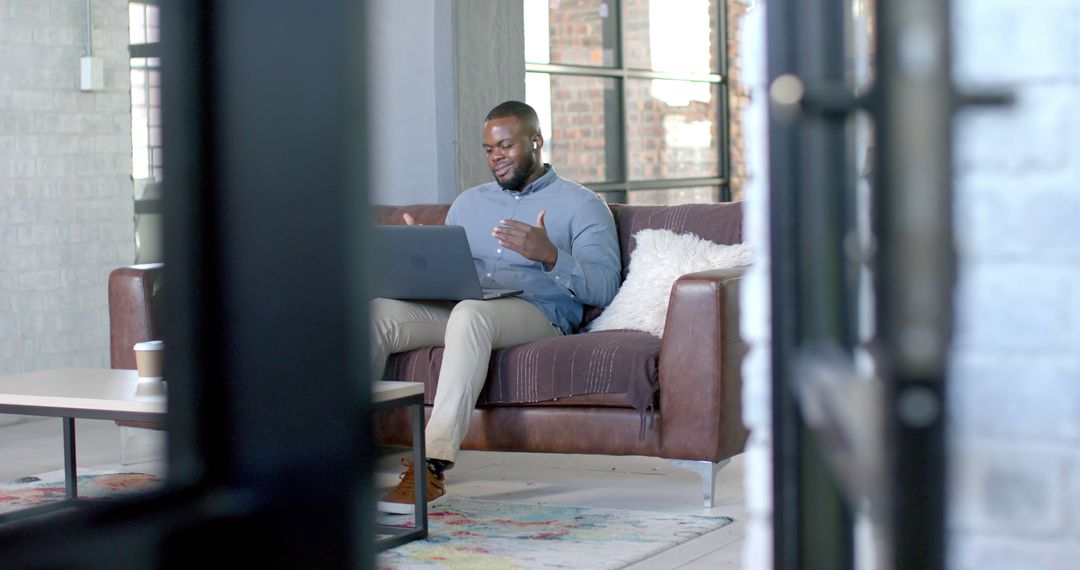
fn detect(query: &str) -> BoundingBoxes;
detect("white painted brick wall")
[0,0,134,379]
[950,0,1080,567]
[738,3,773,568]
[739,1,1080,568]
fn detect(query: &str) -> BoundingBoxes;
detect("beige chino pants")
[370,297,562,462]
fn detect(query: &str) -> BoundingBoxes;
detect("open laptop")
[370,225,523,301]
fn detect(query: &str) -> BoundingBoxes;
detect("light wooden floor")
[0,415,746,568]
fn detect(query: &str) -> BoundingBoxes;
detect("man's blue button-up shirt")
[446,165,621,334]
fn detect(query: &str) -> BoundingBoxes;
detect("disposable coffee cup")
[134,340,165,379]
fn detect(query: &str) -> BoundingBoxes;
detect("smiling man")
[371,100,621,513]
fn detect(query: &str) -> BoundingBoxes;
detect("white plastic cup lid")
[134,340,165,351]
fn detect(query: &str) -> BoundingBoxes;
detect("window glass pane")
[627,186,720,205]
[623,0,719,73]
[524,0,616,67]
[131,67,149,180]
[527,73,621,184]
[129,3,161,45]
[129,4,146,44]
[130,5,162,184]
[626,78,720,180]
[131,63,146,83]
[523,0,551,64]
[131,85,146,106]
[130,61,162,182]
[146,4,161,43]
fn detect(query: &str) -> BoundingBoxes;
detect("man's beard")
[494,152,536,191]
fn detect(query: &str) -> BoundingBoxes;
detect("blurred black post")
[0,2,375,568]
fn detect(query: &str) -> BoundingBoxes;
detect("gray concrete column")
[452,1,526,194]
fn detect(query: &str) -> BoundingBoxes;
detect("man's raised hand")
[492,209,558,270]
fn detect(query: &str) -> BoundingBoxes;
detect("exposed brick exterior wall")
[726,0,749,199]
[547,73,610,183]
[0,0,134,375]
[548,0,609,67]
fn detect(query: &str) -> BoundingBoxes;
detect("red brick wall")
[727,0,748,200]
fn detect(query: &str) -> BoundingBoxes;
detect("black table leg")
[62,417,77,500]
[411,401,427,537]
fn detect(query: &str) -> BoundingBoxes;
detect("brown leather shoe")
[377,458,446,514]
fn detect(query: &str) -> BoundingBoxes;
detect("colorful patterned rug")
[0,470,162,515]
[377,498,733,569]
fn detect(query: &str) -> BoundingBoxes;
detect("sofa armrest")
[108,264,164,369]
[658,265,749,461]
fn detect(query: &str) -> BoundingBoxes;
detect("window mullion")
[615,0,629,203]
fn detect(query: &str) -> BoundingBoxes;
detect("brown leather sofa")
[108,263,164,432]
[106,202,748,505]
[371,201,748,506]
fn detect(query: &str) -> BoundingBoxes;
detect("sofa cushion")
[589,229,753,337]
[383,330,661,413]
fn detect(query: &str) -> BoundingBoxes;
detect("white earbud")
[532,141,538,149]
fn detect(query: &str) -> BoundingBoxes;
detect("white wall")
[736,3,773,568]
[948,0,1080,566]
[0,0,134,377]
[366,0,451,206]
[366,0,525,206]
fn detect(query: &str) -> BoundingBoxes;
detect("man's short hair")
[485,101,540,134]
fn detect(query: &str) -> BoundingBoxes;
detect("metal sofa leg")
[668,459,731,508]
[119,425,132,466]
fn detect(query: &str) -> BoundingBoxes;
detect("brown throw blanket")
[383,329,661,421]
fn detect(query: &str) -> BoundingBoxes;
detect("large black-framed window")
[129,1,163,263]
[523,0,731,205]
[129,1,162,186]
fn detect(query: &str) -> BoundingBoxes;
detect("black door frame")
[0,2,376,568]
[768,0,959,568]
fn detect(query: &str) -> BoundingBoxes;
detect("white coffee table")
[0,368,166,520]
[0,370,428,539]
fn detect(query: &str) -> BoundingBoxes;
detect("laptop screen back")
[369,225,489,301]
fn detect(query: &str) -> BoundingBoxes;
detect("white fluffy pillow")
[588,229,753,337]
